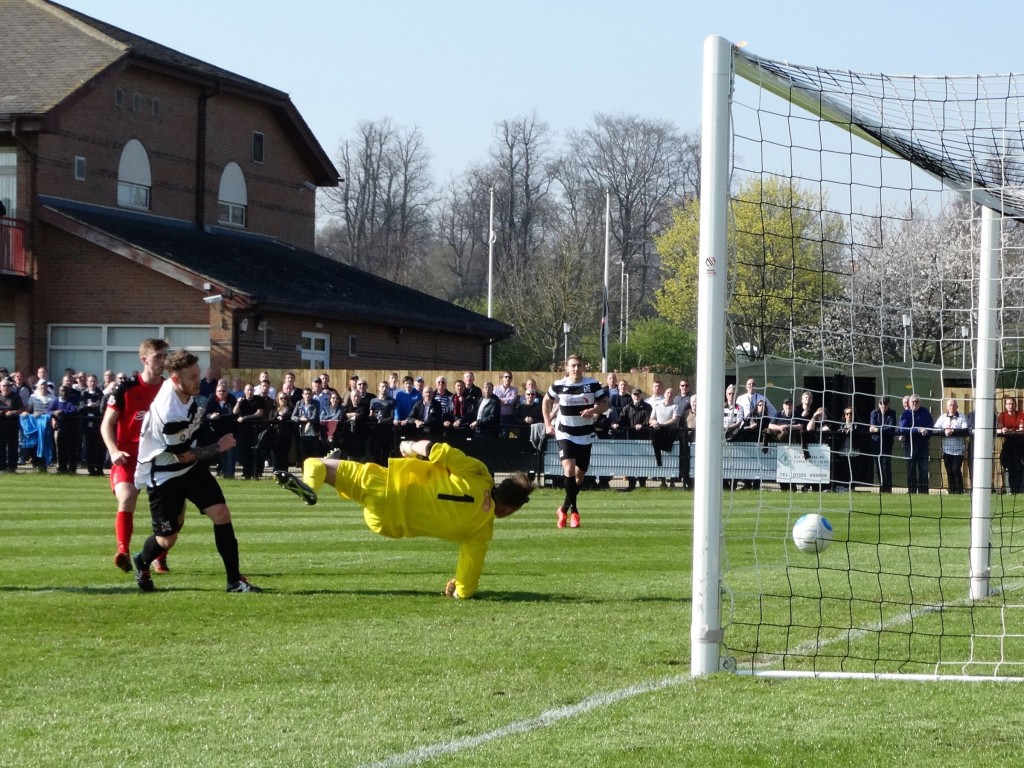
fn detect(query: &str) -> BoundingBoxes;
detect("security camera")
[301,181,317,192]
[203,294,223,304]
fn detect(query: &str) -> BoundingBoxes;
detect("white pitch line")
[359,577,1024,767]
[357,673,691,768]
[745,577,1024,671]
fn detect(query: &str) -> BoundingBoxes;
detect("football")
[792,513,833,554]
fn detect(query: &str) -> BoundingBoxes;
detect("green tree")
[612,318,695,374]
[655,176,845,359]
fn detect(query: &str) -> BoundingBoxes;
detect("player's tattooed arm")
[186,443,222,463]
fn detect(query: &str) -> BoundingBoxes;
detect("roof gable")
[0,0,338,185]
[0,0,125,117]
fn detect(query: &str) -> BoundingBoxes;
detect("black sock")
[564,475,579,512]
[138,536,166,569]
[214,522,241,583]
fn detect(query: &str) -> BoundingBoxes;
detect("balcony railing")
[0,217,28,276]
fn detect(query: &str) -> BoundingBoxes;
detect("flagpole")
[487,186,495,371]
[601,188,610,373]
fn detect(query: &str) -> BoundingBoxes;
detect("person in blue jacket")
[899,394,934,494]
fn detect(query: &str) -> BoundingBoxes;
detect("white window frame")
[217,162,248,228]
[0,323,14,371]
[0,150,17,218]
[300,332,330,369]
[348,334,358,357]
[117,181,150,210]
[217,202,246,227]
[74,156,86,181]
[47,323,209,374]
[117,139,152,211]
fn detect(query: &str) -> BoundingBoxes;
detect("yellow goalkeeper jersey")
[379,442,496,598]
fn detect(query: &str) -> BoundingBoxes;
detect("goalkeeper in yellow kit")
[275,439,533,598]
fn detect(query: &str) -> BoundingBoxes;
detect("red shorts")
[109,457,139,491]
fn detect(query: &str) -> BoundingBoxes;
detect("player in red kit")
[100,338,171,573]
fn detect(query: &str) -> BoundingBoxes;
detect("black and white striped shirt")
[547,376,607,445]
[134,379,202,488]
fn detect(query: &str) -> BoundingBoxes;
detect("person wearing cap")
[275,439,533,598]
[620,387,653,491]
[764,396,801,443]
[869,397,897,492]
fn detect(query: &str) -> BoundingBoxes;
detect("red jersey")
[999,409,1024,434]
[107,375,164,455]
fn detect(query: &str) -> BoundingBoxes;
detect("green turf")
[2,473,1024,767]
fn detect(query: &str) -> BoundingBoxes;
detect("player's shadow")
[0,585,688,602]
[0,584,211,595]
[288,587,687,603]
[479,591,688,604]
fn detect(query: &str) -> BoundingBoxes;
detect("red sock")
[115,511,133,553]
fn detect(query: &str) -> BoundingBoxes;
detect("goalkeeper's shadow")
[477,591,689,604]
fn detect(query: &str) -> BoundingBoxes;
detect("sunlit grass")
[2,473,1023,766]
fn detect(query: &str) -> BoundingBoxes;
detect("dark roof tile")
[39,197,513,339]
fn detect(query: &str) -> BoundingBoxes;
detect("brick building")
[0,0,511,377]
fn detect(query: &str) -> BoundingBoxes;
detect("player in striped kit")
[132,350,260,593]
[542,354,609,528]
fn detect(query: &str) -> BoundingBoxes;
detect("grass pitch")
[2,473,1024,767]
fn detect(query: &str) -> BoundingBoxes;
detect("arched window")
[218,162,247,227]
[116,139,151,210]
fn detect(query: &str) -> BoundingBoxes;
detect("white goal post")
[691,35,1024,681]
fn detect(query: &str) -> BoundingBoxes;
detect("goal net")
[691,36,1024,681]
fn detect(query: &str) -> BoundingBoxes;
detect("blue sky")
[58,0,1024,184]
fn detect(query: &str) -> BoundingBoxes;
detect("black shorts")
[556,439,593,473]
[147,464,226,536]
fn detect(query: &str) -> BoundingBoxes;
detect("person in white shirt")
[133,349,261,594]
[723,384,744,439]
[649,386,681,485]
[735,377,777,420]
[933,398,971,494]
[543,354,609,528]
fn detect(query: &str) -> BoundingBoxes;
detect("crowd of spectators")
[0,363,1012,495]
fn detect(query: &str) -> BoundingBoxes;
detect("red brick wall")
[36,66,317,246]
[30,226,205,351]
[204,92,317,249]
[232,312,486,371]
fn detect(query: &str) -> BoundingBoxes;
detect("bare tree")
[433,171,490,300]
[566,114,696,316]
[319,119,435,284]
[481,113,556,280]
